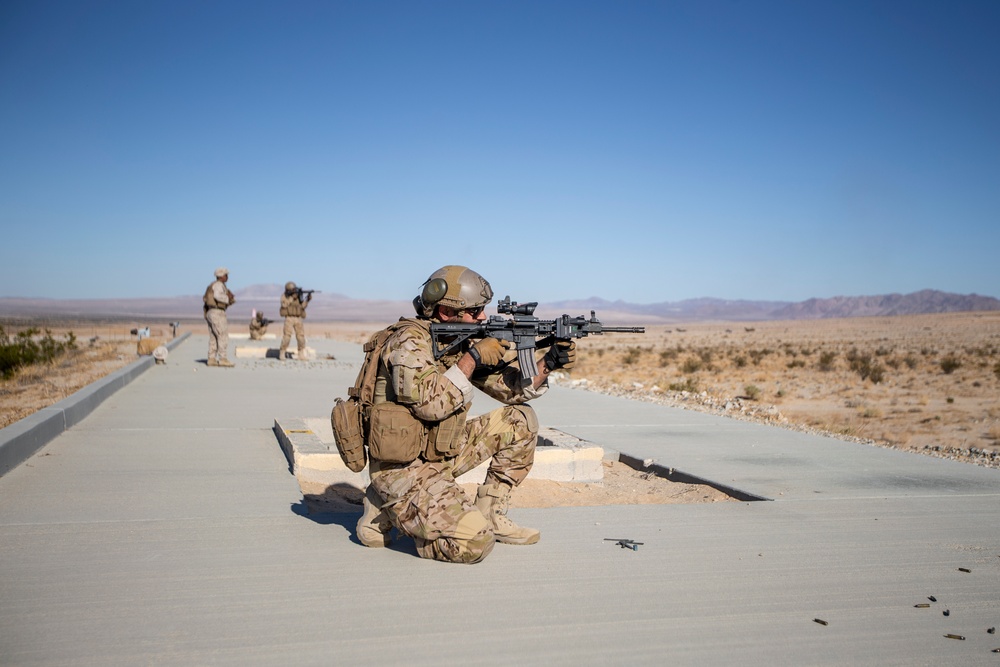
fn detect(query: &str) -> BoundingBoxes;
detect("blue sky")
[1,0,997,304]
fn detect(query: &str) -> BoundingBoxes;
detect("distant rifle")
[295,288,320,303]
[430,296,645,380]
[256,317,273,327]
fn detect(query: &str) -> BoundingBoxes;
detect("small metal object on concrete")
[943,634,965,641]
[988,627,996,634]
[928,596,937,602]
[605,538,643,551]
[914,603,930,608]
[958,567,972,573]
[813,618,828,626]
[943,609,950,616]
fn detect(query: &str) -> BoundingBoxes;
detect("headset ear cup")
[421,278,448,305]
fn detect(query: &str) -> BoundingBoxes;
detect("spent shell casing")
[928,596,937,602]
[944,634,965,641]
[813,618,828,626]
[992,648,1000,653]
[958,567,972,573]
[914,603,930,608]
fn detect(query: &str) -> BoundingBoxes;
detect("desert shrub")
[668,377,699,392]
[699,349,713,363]
[994,361,1000,380]
[680,357,703,373]
[658,347,680,366]
[622,347,643,366]
[743,384,761,400]
[733,355,747,368]
[787,359,805,369]
[749,348,773,365]
[939,355,962,374]
[817,351,837,371]
[0,326,77,379]
[846,348,885,384]
[903,355,919,370]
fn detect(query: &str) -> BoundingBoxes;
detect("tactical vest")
[371,318,467,462]
[281,294,306,318]
[203,282,227,310]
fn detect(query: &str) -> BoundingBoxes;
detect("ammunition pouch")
[423,411,467,461]
[368,402,424,464]
[331,397,367,472]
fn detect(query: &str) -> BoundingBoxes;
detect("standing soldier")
[279,281,310,361]
[203,267,235,367]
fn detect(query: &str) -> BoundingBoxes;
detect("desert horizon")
[3,310,998,470]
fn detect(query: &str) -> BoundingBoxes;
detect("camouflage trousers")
[369,403,538,564]
[204,308,229,361]
[280,316,306,353]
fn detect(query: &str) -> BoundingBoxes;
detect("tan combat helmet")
[414,265,493,317]
[285,281,297,293]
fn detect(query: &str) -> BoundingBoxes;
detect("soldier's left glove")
[544,340,576,371]
[469,337,510,367]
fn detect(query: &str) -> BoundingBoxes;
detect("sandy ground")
[303,312,1000,469]
[3,313,998,509]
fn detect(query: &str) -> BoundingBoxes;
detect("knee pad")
[511,404,538,435]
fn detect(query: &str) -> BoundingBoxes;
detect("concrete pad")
[273,417,605,504]
[230,332,277,340]
[3,332,1000,666]
[235,345,317,360]
[0,332,189,478]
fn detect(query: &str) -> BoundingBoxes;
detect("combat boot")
[475,483,540,545]
[357,485,393,548]
[206,358,219,367]
[217,358,234,368]
[278,348,287,361]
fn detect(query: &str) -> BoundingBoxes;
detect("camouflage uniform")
[368,318,546,564]
[279,292,307,359]
[249,313,268,340]
[204,273,233,365]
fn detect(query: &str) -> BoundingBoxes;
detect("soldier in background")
[249,310,270,340]
[278,281,310,361]
[355,265,576,564]
[203,267,235,367]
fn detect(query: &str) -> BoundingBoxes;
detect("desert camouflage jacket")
[280,292,307,318]
[378,317,546,424]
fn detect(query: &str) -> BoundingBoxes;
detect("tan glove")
[469,337,510,367]
[544,339,576,371]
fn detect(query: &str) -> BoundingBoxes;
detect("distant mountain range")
[1,287,997,324]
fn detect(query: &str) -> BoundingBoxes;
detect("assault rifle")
[430,296,645,380]
[296,288,320,302]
